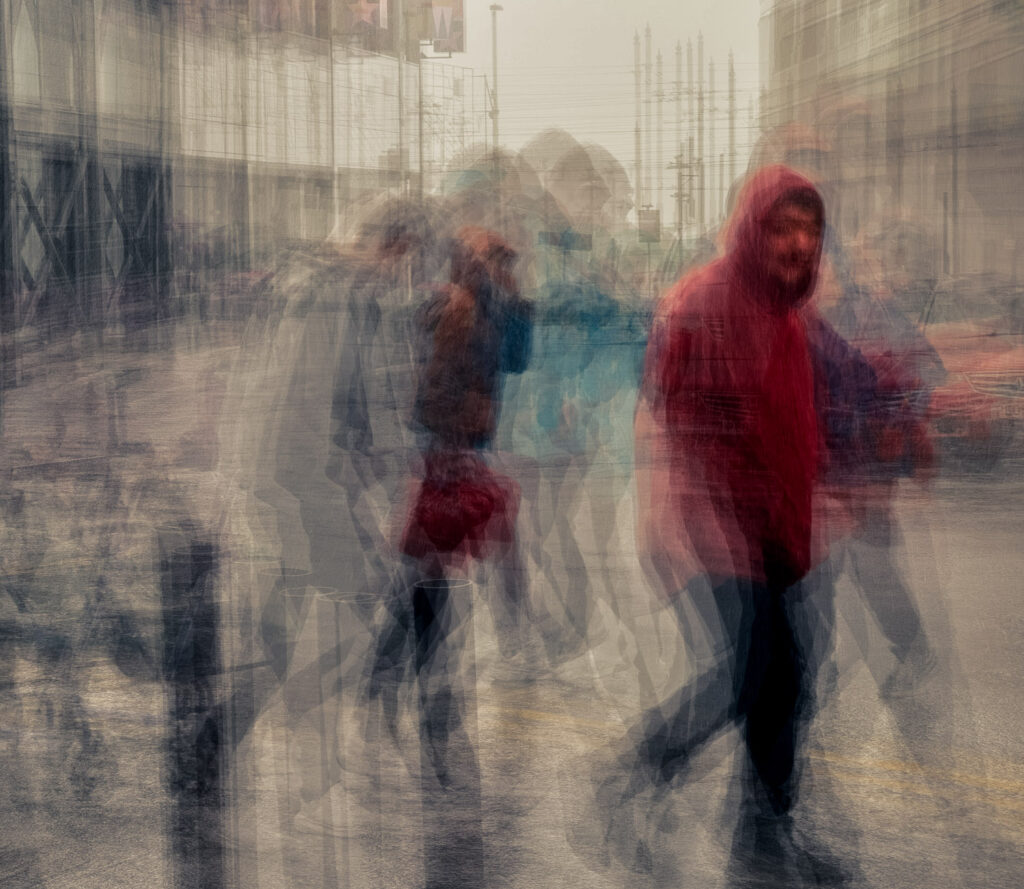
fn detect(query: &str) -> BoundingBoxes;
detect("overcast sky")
[451,0,763,173]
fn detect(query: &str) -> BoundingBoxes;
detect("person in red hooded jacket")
[638,167,825,591]
[594,165,852,883]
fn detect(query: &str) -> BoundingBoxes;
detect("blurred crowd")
[210,115,966,888]
[3,116,1018,888]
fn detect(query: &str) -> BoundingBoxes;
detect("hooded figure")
[594,166,852,885]
[399,226,533,565]
[636,164,828,593]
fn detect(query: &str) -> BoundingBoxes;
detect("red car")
[920,278,1024,471]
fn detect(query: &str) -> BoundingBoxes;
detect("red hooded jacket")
[636,166,828,590]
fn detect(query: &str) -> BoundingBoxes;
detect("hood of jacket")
[721,164,825,315]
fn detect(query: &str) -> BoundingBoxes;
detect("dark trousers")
[368,569,485,889]
[630,558,832,817]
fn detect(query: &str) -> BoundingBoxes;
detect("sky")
[451,0,763,176]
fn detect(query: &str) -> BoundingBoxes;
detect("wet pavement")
[0,320,1022,888]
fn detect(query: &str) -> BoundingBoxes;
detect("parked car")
[919,277,1024,471]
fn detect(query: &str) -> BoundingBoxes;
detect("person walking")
[592,165,850,885]
[365,224,535,889]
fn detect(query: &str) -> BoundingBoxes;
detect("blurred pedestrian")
[750,116,944,701]
[816,234,942,698]
[366,223,535,744]
[362,224,534,889]
[591,165,849,884]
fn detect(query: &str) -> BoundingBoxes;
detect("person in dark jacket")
[363,225,535,889]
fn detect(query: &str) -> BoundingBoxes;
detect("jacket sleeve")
[499,294,534,375]
[640,286,697,428]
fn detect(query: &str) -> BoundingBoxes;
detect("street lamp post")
[490,4,503,151]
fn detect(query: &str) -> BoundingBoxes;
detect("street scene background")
[0,1,1022,887]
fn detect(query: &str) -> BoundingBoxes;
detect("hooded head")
[722,164,825,314]
[450,226,520,305]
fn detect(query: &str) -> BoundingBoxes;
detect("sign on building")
[340,2,464,56]
[430,1,464,53]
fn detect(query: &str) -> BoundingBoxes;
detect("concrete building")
[759,0,1024,282]
[0,0,483,346]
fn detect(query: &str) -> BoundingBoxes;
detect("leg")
[577,576,755,879]
[412,576,485,888]
[739,553,836,818]
[847,499,928,663]
[615,574,756,791]
[740,588,806,817]
[730,563,850,885]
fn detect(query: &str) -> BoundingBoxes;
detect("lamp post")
[0,0,14,421]
[490,4,503,151]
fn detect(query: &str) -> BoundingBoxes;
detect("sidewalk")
[0,320,253,888]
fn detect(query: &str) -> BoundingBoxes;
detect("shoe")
[791,843,852,886]
[597,770,682,879]
[881,643,937,700]
[728,814,853,888]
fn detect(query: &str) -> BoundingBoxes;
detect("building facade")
[0,0,483,346]
[760,0,1024,283]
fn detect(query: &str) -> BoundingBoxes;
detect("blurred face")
[600,171,634,233]
[452,234,519,297]
[763,200,823,292]
[549,164,610,230]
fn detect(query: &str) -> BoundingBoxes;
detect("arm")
[499,293,534,376]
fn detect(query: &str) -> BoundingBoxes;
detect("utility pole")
[951,84,958,276]
[748,95,755,176]
[342,36,350,222]
[673,152,683,245]
[657,51,663,216]
[675,41,682,241]
[895,78,904,205]
[709,58,715,222]
[0,0,16,411]
[728,50,736,192]
[861,109,870,238]
[397,0,406,192]
[688,134,694,235]
[719,152,725,221]
[329,0,339,226]
[490,4,503,151]
[417,39,425,196]
[943,192,949,275]
[697,32,704,231]
[687,39,693,238]
[635,32,643,212]
[645,24,652,208]
[687,39,694,142]
[77,0,102,338]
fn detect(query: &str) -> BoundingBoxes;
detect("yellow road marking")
[477,701,1024,808]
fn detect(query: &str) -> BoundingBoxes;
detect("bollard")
[158,526,224,889]
[411,577,484,889]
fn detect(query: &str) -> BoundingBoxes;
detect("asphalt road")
[246,474,1024,889]
[0,327,1021,888]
